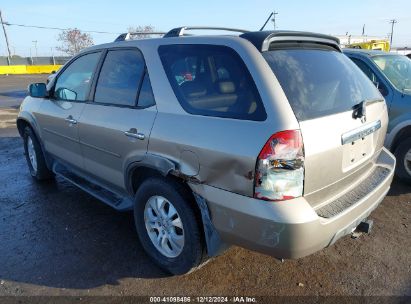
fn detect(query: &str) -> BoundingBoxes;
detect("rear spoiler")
[240,31,341,52]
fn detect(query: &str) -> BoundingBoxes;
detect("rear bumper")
[191,147,395,259]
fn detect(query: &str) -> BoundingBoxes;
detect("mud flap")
[193,192,230,257]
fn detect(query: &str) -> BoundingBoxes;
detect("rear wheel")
[23,127,54,181]
[134,177,206,275]
[394,137,411,183]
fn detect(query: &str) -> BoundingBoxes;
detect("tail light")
[254,130,304,201]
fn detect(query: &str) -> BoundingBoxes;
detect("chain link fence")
[0,56,70,65]
[1,46,71,66]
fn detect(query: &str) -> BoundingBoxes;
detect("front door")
[36,51,102,170]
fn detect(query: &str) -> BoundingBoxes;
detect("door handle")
[65,116,77,124]
[124,128,145,140]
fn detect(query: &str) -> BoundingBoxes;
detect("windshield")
[263,49,382,121]
[372,55,411,92]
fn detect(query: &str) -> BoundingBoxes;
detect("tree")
[56,28,93,56]
[127,25,156,39]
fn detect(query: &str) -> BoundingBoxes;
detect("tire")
[394,137,411,183]
[133,177,206,275]
[23,126,54,181]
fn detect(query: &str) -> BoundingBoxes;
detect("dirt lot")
[0,75,410,298]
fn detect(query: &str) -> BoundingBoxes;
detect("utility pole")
[271,11,279,30]
[389,19,398,50]
[51,47,55,65]
[0,10,12,65]
[32,40,38,63]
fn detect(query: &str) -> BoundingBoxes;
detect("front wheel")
[23,127,54,181]
[394,137,411,183]
[134,177,206,275]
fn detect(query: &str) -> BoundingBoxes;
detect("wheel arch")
[126,154,228,258]
[390,124,411,153]
[16,116,53,170]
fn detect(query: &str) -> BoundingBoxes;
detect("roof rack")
[114,32,167,42]
[163,26,250,38]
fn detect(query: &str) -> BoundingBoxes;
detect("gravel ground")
[0,75,410,298]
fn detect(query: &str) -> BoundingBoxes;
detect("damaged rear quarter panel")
[148,112,278,196]
[142,37,300,196]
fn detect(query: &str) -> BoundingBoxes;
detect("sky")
[1,0,411,57]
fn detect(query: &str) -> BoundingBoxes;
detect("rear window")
[158,44,267,121]
[263,49,382,121]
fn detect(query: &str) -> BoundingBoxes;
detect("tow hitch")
[351,219,374,239]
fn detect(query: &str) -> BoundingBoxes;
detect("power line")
[1,21,121,35]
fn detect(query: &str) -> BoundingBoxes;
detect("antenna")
[260,12,273,31]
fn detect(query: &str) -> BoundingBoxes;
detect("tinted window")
[54,52,101,101]
[372,55,411,93]
[94,49,145,107]
[137,72,156,108]
[263,50,382,121]
[158,44,266,121]
[350,57,388,97]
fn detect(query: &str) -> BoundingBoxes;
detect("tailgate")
[262,47,388,207]
[300,101,388,206]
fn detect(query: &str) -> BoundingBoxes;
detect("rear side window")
[263,49,382,121]
[159,44,266,121]
[94,49,145,107]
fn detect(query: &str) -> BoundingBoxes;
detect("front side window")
[94,49,145,107]
[350,57,389,97]
[158,44,266,121]
[54,52,101,101]
[263,49,382,121]
[372,55,411,93]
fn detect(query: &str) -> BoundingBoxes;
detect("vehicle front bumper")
[190,147,395,259]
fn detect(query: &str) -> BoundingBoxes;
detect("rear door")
[36,51,102,170]
[78,48,157,191]
[263,48,387,206]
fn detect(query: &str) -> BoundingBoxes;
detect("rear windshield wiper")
[352,98,384,121]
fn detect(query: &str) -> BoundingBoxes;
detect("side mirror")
[28,83,47,98]
[379,86,389,97]
[55,87,77,101]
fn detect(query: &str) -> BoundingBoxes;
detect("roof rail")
[163,26,249,38]
[114,32,167,42]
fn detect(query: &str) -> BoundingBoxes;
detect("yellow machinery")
[347,40,390,52]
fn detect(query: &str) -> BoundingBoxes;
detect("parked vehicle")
[17,27,395,275]
[344,49,411,182]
